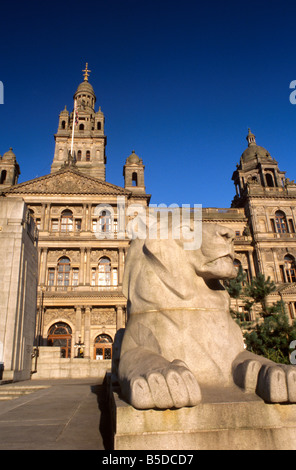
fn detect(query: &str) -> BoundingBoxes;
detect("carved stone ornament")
[4,168,130,196]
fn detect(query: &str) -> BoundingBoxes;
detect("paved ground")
[0,378,113,450]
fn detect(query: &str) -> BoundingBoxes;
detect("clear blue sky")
[1,0,296,207]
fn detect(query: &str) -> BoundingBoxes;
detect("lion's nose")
[216,226,235,242]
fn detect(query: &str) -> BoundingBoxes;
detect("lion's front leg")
[118,348,201,409]
[233,350,296,403]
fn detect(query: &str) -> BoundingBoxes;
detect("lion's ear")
[143,239,194,299]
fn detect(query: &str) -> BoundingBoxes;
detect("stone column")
[80,248,85,285]
[86,248,91,285]
[84,306,91,358]
[41,203,46,231]
[44,203,50,231]
[118,248,124,285]
[83,204,87,231]
[40,248,48,286]
[87,204,92,231]
[116,305,124,330]
[75,306,82,343]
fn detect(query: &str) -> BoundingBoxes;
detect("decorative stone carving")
[118,223,296,409]
[5,167,130,195]
[91,308,116,325]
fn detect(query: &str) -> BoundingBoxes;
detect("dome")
[126,150,141,164]
[241,144,271,163]
[74,80,95,97]
[241,129,272,163]
[2,147,16,161]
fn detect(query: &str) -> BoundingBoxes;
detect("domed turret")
[126,150,141,164]
[0,148,20,188]
[2,147,16,162]
[231,130,286,207]
[124,150,146,193]
[241,129,272,164]
[73,63,96,110]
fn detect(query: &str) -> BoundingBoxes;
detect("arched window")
[48,322,72,358]
[97,122,101,130]
[284,255,296,283]
[94,334,113,360]
[86,150,91,161]
[0,170,7,184]
[77,150,82,161]
[275,210,288,234]
[57,257,71,286]
[98,257,111,286]
[79,123,84,131]
[61,120,66,130]
[61,210,73,232]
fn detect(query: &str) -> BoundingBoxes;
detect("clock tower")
[51,64,107,180]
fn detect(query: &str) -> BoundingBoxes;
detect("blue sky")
[1,0,296,207]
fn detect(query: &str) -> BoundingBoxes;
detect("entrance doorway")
[94,334,113,360]
[47,322,72,358]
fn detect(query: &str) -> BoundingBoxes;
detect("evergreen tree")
[243,273,276,317]
[241,273,296,364]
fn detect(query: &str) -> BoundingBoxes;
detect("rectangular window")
[92,219,97,232]
[48,268,55,286]
[270,219,276,233]
[51,219,59,231]
[113,268,118,286]
[91,268,96,286]
[36,218,41,230]
[280,265,286,282]
[75,219,82,231]
[72,268,79,286]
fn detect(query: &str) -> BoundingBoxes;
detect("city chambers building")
[1,67,296,380]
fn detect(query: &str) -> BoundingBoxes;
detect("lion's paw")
[256,364,296,403]
[130,359,201,409]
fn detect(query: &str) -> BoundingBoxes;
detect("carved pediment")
[4,168,130,196]
[278,283,296,295]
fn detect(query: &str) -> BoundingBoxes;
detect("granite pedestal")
[109,381,296,450]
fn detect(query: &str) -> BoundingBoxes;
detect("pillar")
[84,306,91,358]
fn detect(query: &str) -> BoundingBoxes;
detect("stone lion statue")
[118,222,296,409]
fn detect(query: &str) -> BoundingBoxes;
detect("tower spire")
[246,128,256,146]
[82,63,91,82]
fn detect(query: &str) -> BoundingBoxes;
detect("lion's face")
[188,224,237,280]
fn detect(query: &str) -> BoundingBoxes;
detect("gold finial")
[82,63,91,81]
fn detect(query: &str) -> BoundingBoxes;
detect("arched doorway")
[47,322,72,358]
[94,334,113,360]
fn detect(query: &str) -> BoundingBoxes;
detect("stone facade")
[1,73,150,377]
[0,198,38,381]
[1,74,296,379]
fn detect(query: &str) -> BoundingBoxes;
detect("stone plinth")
[110,382,296,450]
[31,346,111,379]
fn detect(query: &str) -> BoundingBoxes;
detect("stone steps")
[0,385,49,401]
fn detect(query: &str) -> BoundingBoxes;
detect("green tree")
[225,265,249,326]
[243,273,276,317]
[244,301,296,364]
[241,273,296,364]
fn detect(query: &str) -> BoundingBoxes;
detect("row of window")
[60,121,102,131]
[48,256,117,287]
[33,209,115,233]
[47,322,112,359]
[234,255,296,285]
